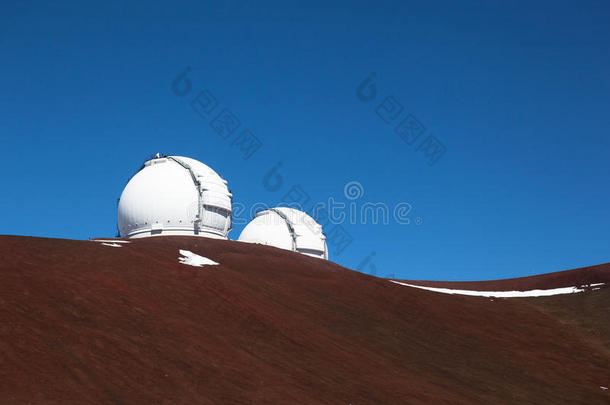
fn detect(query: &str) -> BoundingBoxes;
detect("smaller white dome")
[238,207,328,259]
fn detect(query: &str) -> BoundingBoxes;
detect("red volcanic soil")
[0,235,609,404]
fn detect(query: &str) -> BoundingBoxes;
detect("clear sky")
[2,1,609,281]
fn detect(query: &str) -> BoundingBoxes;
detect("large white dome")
[117,155,232,239]
[238,207,328,259]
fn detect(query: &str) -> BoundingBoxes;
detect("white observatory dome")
[238,207,328,259]
[117,155,232,239]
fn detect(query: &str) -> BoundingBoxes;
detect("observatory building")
[117,155,232,239]
[238,207,328,259]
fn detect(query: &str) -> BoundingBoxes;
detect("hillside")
[0,235,608,404]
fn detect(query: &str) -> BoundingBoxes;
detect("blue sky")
[2,1,609,281]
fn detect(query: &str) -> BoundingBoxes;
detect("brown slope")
[0,235,608,404]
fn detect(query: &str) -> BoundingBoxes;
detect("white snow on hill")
[390,281,605,298]
[101,243,123,248]
[179,250,219,267]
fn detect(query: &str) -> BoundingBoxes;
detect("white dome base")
[124,228,228,239]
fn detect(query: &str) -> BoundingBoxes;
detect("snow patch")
[601,386,608,390]
[92,239,131,244]
[178,250,219,267]
[101,243,123,248]
[390,281,606,298]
